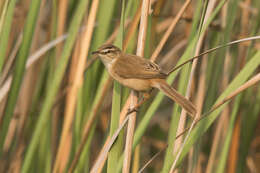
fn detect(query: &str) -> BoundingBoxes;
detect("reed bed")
[0,0,260,172]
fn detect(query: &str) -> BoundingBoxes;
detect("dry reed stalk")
[90,115,130,173]
[150,0,191,62]
[123,1,142,51]
[68,76,112,173]
[227,116,241,173]
[53,0,99,172]
[122,0,150,172]
[188,51,208,172]
[56,0,68,58]
[171,0,217,171]
[67,18,133,173]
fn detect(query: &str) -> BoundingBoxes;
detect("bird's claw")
[127,107,139,115]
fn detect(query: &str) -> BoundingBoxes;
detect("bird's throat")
[100,56,117,71]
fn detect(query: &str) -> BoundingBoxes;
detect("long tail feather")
[152,79,197,116]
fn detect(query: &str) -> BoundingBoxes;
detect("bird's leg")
[127,89,153,115]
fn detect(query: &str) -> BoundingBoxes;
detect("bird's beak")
[92,51,99,55]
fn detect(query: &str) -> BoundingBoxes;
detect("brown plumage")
[113,54,167,79]
[92,44,197,116]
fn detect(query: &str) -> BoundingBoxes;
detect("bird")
[92,44,196,116]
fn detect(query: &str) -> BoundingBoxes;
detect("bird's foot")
[127,107,139,115]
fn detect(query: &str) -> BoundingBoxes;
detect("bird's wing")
[113,54,167,79]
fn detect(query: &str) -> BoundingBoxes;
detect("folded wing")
[113,54,167,79]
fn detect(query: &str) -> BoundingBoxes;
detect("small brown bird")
[92,44,196,116]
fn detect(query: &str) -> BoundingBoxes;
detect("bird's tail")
[152,79,197,116]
